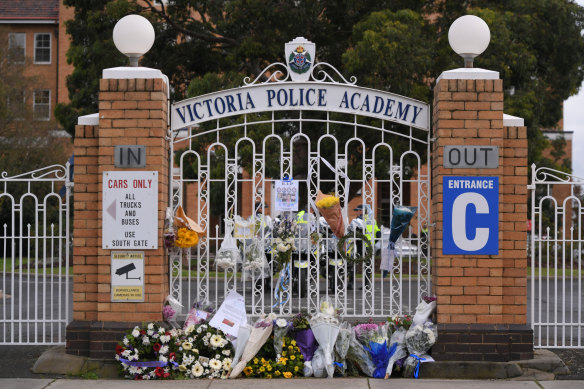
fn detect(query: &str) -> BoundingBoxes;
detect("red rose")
[140,330,146,335]
[155,367,164,377]
[153,343,161,352]
[169,352,176,360]
[163,371,170,378]
[115,345,125,355]
[134,375,143,380]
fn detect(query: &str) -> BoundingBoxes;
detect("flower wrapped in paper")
[315,191,345,239]
[231,322,252,369]
[355,322,395,378]
[309,299,340,378]
[229,313,276,378]
[170,205,204,249]
[412,296,437,327]
[402,321,437,378]
[162,295,183,328]
[291,312,318,376]
[380,206,417,276]
[184,300,215,329]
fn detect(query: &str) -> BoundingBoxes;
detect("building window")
[33,90,50,120]
[34,33,51,64]
[8,33,25,63]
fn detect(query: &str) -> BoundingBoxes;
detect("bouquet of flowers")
[380,206,417,277]
[230,314,276,378]
[345,326,376,377]
[273,318,291,358]
[315,191,345,239]
[173,205,204,248]
[243,335,304,378]
[384,326,408,378]
[309,299,340,378]
[243,239,269,277]
[402,321,437,378]
[355,322,394,378]
[162,295,183,329]
[174,322,234,379]
[291,312,318,376]
[271,214,297,270]
[116,323,181,380]
[215,219,240,270]
[334,321,352,376]
[412,296,437,327]
[184,300,215,329]
[231,322,252,369]
[388,314,412,333]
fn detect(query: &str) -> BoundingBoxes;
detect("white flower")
[143,374,150,380]
[204,369,209,375]
[158,327,165,334]
[193,348,199,354]
[121,349,131,358]
[142,336,150,345]
[285,237,295,244]
[179,364,187,372]
[123,337,129,346]
[203,339,209,346]
[210,335,223,348]
[115,355,120,361]
[160,345,169,354]
[196,326,202,334]
[277,243,289,252]
[182,341,193,350]
[160,335,170,344]
[131,328,140,338]
[185,325,195,335]
[192,362,204,377]
[159,355,168,363]
[152,333,160,339]
[188,337,194,342]
[276,318,287,328]
[129,366,140,375]
[215,354,220,359]
[183,354,195,366]
[147,329,154,336]
[222,350,231,356]
[222,358,232,370]
[209,358,222,370]
[170,329,178,337]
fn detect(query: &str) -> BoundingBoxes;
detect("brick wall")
[430,76,532,361]
[67,76,170,358]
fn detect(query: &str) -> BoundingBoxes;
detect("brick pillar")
[430,70,533,361]
[67,70,170,358]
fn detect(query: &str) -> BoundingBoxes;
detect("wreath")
[116,323,181,380]
[174,322,234,379]
[337,232,373,264]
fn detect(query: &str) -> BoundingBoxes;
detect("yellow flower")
[288,345,293,351]
[243,366,253,376]
[261,358,266,364]
[282,351,287,357]
[259,366,265,372]
[274,370,281,376]
[253,358,259,365]
[283,372,293,378]
[291,340,296,346]
[290,355,295,360]
[278,357,287,365]
[266,374,272,379]
[294,366,299,372]
[174,228,199,248]
[266,365,272,371]
[316,196,340,209]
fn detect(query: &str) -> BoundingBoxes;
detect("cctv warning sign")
[111,251,144,302]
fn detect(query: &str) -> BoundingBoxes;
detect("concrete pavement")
[1,378,584,389]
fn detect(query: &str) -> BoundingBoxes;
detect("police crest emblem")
[285,37,315,82]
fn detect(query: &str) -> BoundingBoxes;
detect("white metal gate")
[0,164,71,344]
[169,46,431,319]
[529,164,583,348]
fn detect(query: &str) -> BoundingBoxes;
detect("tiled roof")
[0,0,59,21]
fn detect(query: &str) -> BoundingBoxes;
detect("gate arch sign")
[171,37,429,131]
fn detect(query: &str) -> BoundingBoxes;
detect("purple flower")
[422,295,437,303]
[162,305,176,321]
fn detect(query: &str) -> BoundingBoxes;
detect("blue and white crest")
[285,37,315,82]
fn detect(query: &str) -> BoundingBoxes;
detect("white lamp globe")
[113,15,155,67]
[448,15,490,68]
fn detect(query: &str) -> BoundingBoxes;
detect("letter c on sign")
[452,192,489,251]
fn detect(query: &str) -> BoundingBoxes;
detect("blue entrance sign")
[443,176,498,255]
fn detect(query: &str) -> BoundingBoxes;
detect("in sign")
[115,145,146,168]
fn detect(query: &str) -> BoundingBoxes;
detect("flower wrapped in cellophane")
[402,321,437,378]
[215,219,240,270]
[334,321,352,376]
[412,296,437,327]
[183,300,215,329]
[243,239,269,278]
[315,191,345,239]
[309,299,340,378]
[345,326,376,377]
[229,314,276,378]
[384,326,408,378]
[231,322,252,369]
[355,322,395,378]
[273,318,292,359]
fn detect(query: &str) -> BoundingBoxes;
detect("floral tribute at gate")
[116,296,439,380]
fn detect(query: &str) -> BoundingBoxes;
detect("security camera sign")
[111,251,144,302]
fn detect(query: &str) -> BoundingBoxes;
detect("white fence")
[0,164,71,344]
[530,165,583,348]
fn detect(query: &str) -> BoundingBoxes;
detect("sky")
[564,0,584,179]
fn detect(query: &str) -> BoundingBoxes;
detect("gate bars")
[0,164,71,344]
[530,164,583,348]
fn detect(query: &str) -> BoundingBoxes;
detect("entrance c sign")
[443,176,498,255]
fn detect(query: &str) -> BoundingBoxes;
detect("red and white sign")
[102,171,158,249]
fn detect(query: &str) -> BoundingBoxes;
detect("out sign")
[443,176,498,255]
